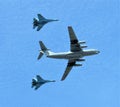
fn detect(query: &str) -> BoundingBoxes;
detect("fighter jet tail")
[33,18,38,29]
[31,79,37,88]
[31,78,41,90]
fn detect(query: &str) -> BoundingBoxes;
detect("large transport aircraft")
[38,26,100,81]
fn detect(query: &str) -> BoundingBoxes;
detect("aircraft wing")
[37,25,43,31]
[36,75,43,81]
[61,59,76,81]
[35,84,43,90]
[68,26,82,52]
[37,14,45,20]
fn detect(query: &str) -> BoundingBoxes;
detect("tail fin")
[32,79,37,88]
[33,18,38,22]
[33,18,38,29]
[37,50,43,60]
[37,41,50,60]
[39,41,48,52]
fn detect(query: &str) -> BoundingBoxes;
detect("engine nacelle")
[74,64,82,66]
[81,45,87,48]
[78,41,86,44]
[76,59,85,61]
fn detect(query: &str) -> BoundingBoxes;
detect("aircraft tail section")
[38,41,51,60]
[39,41,48,52]
[37,50,44,60]
[33,18,38,29]
[31,78,41,90]
[32,79,37,88]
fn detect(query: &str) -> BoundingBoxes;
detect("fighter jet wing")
[37,14,45,20]
[68,26,82,52]
[61,59,76,81]
[37,25,43,31]
[36,75,44,81]
[35,84,43,90]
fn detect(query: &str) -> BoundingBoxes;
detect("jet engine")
[76,59,85,61]
[32,79,37,88]
[74,64,82,66]
[78,41,86,44]
[33,18,39,28]
[81,45,87,48]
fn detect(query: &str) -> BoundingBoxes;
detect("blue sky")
[0,0,119,107]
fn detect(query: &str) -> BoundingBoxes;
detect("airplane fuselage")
[38,20,48,25]
[37,19,58,26]
[47,49,99,60]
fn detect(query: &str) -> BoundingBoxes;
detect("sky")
[0,0,119,107]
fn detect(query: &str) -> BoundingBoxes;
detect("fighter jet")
[31,75,55,90]
[38,26,100,81]
[33,14,58,31]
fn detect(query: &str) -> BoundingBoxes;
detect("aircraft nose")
[55,19,59,21]
[52,80,56,82]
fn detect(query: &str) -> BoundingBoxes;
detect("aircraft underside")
[37,26,100,81]
[48,52,83,59]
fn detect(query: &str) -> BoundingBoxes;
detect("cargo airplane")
[38,26,100,81]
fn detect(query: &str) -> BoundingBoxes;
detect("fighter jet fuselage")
[35,19,52,25]
[32,75,55,90]
[33,14,58,31]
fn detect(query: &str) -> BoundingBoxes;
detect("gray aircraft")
[32,75,55,90]
[33,14,58,31]
[38,26,100,81]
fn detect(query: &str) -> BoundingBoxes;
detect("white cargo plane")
[38,26,100,81]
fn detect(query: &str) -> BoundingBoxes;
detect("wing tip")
[37,13,42,16]
[61,75,66,81]
[61,78,64,81]
[68,26,72,29]
[68,26,72,27]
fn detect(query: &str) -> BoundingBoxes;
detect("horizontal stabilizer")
[33,18,38,29]
[32,79,37,88]
[37,51,44,60]
[39,41,48,51]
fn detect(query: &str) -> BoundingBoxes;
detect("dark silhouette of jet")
[33,14,59,31]
[31,75,55,90]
